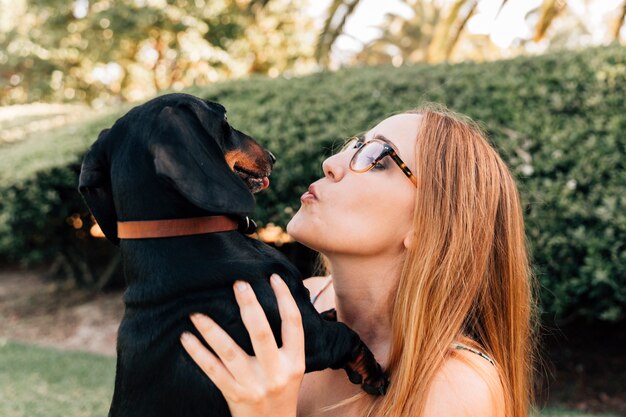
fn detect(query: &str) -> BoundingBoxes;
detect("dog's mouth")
[233,164,270,194]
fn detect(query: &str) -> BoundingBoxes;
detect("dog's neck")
[116,215,257,239]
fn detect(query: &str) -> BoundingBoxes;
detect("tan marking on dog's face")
[225,147,269,173]
[224,149,244,171]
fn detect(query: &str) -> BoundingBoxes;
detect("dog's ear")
[78,128,120,246]
[152,104,254,216]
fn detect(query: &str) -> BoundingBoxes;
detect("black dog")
[78,93,388,417]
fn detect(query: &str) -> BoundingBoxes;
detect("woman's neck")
[326,252,404,367]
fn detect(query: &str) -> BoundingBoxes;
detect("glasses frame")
[342,136,418,187]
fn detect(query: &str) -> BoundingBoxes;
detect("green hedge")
[0,107,131,286]
[1,44,625,322]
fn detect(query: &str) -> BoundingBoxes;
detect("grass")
[0,339,115,417]
[0,339,620,417]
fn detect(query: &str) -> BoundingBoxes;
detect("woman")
[180,104,537,417]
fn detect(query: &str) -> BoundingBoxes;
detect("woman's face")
[286,113,420,257]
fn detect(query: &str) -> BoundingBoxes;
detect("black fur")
[78,93,388,417]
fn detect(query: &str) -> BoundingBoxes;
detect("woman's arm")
[180,274,305,417]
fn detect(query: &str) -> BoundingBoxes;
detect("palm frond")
[428,0,467,62]
[444,0,479,60]
[533,0,567,42]
[611,0,626,41]
[495,0,509,20]
[315,0,362,67]
[316,0,344,52]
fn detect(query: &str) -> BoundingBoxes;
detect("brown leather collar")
[117,215,240,239]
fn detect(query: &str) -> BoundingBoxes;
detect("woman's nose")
[322,153,346,181]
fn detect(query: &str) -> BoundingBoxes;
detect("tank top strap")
[311,276,333,305]
[451,342,496,367]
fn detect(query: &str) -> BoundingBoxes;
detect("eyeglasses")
[339,135,417,187]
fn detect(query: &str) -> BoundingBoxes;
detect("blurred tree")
[427,0,478,62]
[317,0,486,66]
[0,0,317,105]
[314,0,360,68]
[317,0,626,67]
[349,0,481,66]
[524,0,626,50]
[522,0,626,45]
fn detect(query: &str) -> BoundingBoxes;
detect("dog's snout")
[267,151,276,164]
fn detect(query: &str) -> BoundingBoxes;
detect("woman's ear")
[403,229,415,250]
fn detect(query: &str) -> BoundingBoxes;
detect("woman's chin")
[285,215,303,242]
[286,214,317,251]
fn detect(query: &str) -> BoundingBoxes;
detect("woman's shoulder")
[423,344,505,417]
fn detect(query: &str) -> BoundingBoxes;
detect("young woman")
[180,104,537,417]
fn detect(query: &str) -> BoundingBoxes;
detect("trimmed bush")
[0,107,131,286]
[1,45,625,322]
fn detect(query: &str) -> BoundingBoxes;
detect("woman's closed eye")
[341,137,387,169]
[363,154,386,169]
[360,146,386,170]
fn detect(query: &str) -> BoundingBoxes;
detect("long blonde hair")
[319,103,537,417]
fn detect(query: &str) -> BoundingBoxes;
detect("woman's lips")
[301,184,318,202]
[300,191,316,202]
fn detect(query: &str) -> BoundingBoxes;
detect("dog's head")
[78,93,275,245]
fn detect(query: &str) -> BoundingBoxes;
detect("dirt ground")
[1,266,624,415]
[0,266,122,356]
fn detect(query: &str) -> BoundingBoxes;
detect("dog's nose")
[267,151,276,164]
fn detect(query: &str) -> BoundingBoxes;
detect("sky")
[305,0,625,64]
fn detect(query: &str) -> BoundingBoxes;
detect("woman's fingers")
[179,331,241,395]
[270,274,305,364]
[184,276,305,391]
[181,275,307,415]
[189,313,249,379]
[233,280,280,369]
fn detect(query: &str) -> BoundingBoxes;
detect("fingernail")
[234,280,248,291]
[270,274,281,284]
[180,332,193,343]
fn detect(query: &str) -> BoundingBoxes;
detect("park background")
[0,0,625,416]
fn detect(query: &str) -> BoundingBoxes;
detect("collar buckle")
[238,216,257,234]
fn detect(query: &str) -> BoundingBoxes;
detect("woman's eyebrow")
[370,133,400,152]
[358,132,401,154]
[360,132,388,142]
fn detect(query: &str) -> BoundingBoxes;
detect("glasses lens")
[351,141,385,171]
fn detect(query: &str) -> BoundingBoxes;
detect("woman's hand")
[180,273,305,417]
